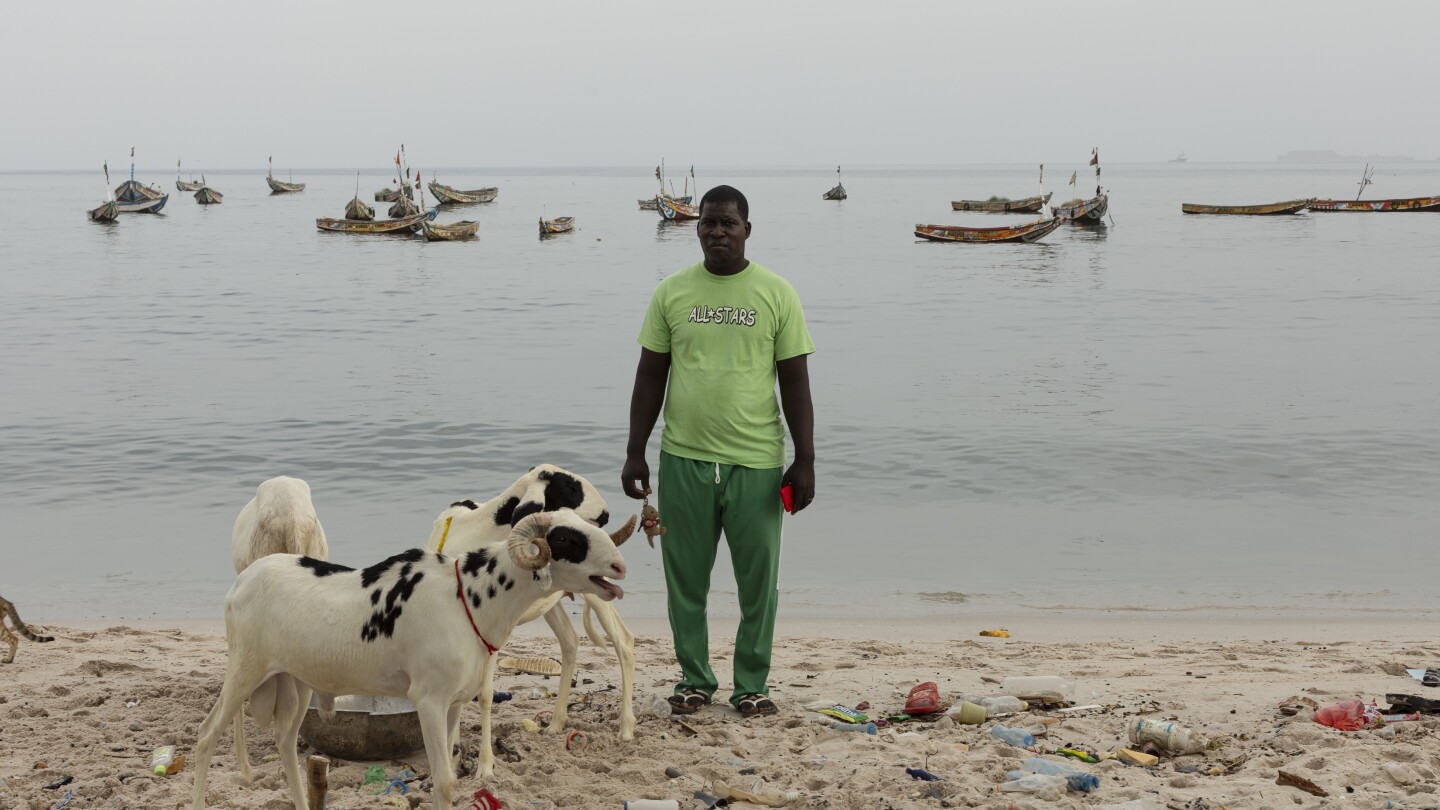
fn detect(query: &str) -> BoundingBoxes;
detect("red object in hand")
[780,483,796,513]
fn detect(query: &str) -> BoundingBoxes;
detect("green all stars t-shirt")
[637,261,815,468]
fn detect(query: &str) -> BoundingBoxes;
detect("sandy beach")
[2,613,1437,809]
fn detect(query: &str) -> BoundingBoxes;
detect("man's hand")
[621,456,652,499]
[781,458,815,513]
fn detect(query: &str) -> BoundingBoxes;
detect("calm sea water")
[2,163,1437,622]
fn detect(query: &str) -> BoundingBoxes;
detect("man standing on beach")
[622,185,816,718]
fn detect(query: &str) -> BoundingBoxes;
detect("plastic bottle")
[1001,675,1075,699]
[1016,757,1101,793]
[150,745,176,776]
[973,695,1028,714]
[995,773,1066,801]
[989,724,1036,748]
[1126,718,1208,754]
[829,721,877,735]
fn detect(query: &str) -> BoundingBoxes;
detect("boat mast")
[1038,163,1043,199]
[1355,164,1374,201]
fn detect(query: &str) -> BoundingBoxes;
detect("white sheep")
[190,511,631,810]
[229,476,329,784]
[427,465,640,740]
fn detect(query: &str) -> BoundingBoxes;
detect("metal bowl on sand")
[299,695,424,760]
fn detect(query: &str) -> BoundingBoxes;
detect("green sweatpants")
[658,450,784,706]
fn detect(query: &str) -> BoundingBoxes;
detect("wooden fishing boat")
[194,184,224,205]
[345,197,376,221]
[822,165,847,200]
[266,157,305,193]
[114,150,167,212]
[89,200,119,222]
[539,216,575,235]
[657,195,699,221]
[639,194,689,210]
[914,217,1063,244]
[421,219,479,241]
[115,179,164,203]
[316,209,434,234]
[952,193,1052,213]
[1307,196,1440,212]
[267,176,306,193]
[1308,164,1440,211]
[91,164,120,222]
[375,186,414,202]
[1051,194,1108,223]
[1182,199,1311,215]
[177,161,202,191]
[114,191,168,214]
[428,181,498,205]
[388,195,419,218]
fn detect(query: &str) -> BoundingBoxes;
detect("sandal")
[668,688,710,715]
[736,693,778,717]
[1424,669,1440,688]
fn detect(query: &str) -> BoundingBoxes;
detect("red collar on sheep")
[454,559,500,654]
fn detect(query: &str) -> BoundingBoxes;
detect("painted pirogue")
[421,219,479,241]
[913,217,1063,244]
[1051,194,1108,223]
[1181,199,1311,215]
[194,182,224,205]
[657,195,699,221]
[1307,196,1440,212]
[316,209,434,234]
[89,200,119,222]
[539,216,575,235]
[266,158,305,193]
[952,192,1051,213]
[177,160,202,191]
[639,194,689,210]
[428,181,498,204]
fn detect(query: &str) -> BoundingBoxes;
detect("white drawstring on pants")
[714,462,721,484]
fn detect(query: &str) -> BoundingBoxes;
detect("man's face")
[698,201,750,264]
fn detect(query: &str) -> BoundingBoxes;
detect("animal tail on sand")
[2,596,55,664]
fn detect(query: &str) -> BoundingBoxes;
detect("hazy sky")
[5,1,1438,170]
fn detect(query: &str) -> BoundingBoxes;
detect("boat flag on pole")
[1089,148,1099,166]
[1069,171,1077,186]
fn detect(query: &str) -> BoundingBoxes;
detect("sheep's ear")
[511,478,549,526]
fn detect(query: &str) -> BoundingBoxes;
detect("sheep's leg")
[232,713,253,784]
[274,680,312,810]
[446,702,463,767]
[589,598,637,740]
[191,663,268,810]
[476,653,498,777]
[542,603,580,735]
[417,697,458,808]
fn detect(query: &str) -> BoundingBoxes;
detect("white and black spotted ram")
[190,510,630,810]
[228,476,330,785]
[427,464,641,740]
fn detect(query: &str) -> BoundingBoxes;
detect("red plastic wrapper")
[1314,699,1382,731]
[780,483,796,513]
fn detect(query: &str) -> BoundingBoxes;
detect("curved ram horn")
[507,513,552,571]
[609,514,638,547]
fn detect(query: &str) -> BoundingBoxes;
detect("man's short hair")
[699,185,749,221]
